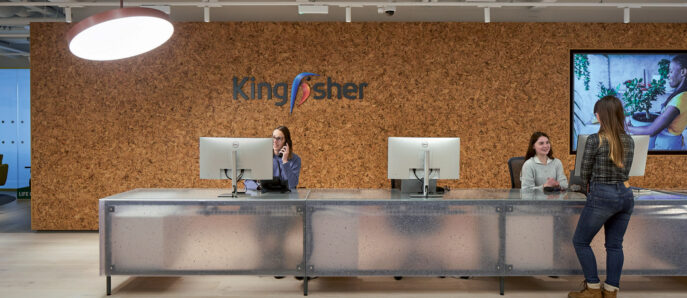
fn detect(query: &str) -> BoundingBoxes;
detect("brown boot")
[602,288,618,298]
[568,282,602,298]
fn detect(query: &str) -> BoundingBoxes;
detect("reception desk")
[99,188,687,295]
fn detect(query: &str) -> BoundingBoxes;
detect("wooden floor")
[1,199,687,297]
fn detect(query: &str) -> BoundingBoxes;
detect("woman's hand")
[544,178,560,188]
[280,143,290,163]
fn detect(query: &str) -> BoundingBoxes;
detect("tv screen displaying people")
[571,50,687,153]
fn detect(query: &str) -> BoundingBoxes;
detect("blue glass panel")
[17,69,30,187]
[0,70,18,188]
[0,69,30,189]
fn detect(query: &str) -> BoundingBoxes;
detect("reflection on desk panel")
[506,204,687,275]
[308,203,500,275]
[107,204,304,275]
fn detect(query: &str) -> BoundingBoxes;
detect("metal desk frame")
[100,188,687,296]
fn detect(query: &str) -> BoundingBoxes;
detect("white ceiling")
[2,0,687,67]
[44,0,687,23]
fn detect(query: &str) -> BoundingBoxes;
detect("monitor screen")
[571,50,687,154]
[199,137,273,180]
[574,134,649,177]
[387,137,460,180]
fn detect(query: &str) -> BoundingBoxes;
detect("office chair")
[0,154,8,186]
[0,154,15,205]
[507,156,526,189]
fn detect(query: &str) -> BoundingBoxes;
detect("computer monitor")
[388,137,460,197]
[199,137,273,197]
[574,134,650,177]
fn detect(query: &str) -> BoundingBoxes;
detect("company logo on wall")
[232,72,368,114]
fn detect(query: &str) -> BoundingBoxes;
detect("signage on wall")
[231,72,368,114]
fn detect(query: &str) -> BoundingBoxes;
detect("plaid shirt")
[581,133,635,184]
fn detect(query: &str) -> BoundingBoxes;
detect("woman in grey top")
[520,131,568,190]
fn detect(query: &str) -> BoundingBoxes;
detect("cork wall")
[31,22,687,230]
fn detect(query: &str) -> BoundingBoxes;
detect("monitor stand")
[409,150,443,198]
[394,179,438,194]
[218,191,245,198]
[410,192,443,199]
[218,150,245,198]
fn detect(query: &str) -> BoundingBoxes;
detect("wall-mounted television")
[571,50,687,154]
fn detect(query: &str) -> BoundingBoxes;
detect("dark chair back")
[0,166,7,187]
[508,157,526,189]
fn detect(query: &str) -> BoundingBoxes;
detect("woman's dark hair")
[594,96,627,168]
[275,125,293,160]
[525,131,553,161]
[665,55,687,105]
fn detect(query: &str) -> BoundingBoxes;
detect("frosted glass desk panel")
[99,188,307,276]
[506,189,687,275]
[305,189,503,276]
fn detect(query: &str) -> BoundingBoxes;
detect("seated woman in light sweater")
[520,131,568,190]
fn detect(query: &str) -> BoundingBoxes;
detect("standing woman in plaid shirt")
[568,96,635,298]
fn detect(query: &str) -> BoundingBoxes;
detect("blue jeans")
[572,182,634,287]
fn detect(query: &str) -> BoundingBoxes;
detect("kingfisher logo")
[231,73,368,114]
[290,72,319,114]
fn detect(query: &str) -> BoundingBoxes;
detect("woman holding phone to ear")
[246,126,302,280]
[245,126,301,191]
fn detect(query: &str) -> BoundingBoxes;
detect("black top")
[581,133,635,184]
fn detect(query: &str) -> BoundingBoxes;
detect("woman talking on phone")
[245,126,301,191]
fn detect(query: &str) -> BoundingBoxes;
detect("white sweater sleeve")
[520,160,542,190]
[555,159,569,189]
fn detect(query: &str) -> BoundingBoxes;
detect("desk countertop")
[99,188,687,203]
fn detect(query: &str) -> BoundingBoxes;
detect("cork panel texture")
[31,22,687,230]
